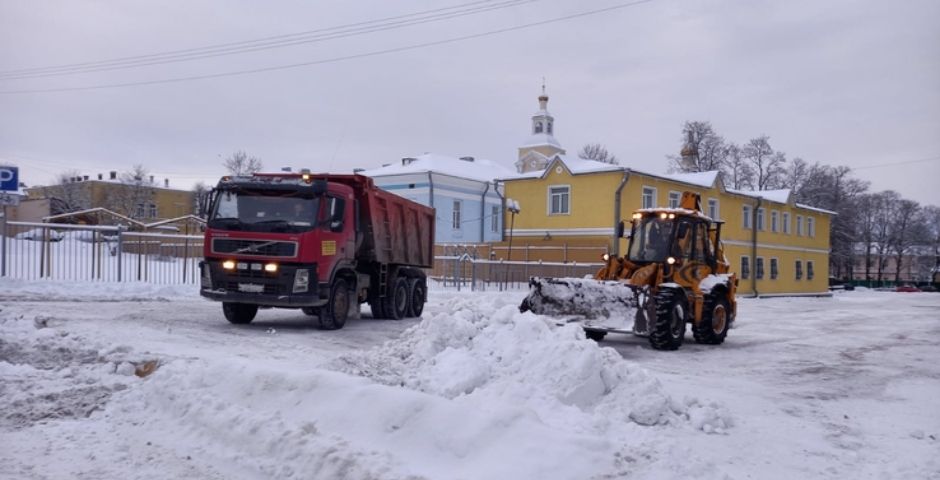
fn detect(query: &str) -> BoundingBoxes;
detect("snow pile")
[0,310,157,430]
[336,293,732,433]
[0,277,198,302]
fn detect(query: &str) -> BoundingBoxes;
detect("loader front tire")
[584,329,607,342]
[693,295,730,345]
[223,302,258,325]
[649,289,686,350]
[317,279,350,330]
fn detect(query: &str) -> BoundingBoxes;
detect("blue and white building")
[360,153,515,244]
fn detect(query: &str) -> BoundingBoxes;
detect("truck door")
[316,192,355,283]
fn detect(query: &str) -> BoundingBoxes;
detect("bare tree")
[742,136,786,190]
[577,143,618,165]
[720,143,755,190]
[193,181,211,217]
[920,205,940,282]
[105,164,156,220]
[46,170,91,214]
[223,150,263,175]
[668,121,727,173]
[889,199,922,283]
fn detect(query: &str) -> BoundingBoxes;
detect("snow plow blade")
[519,277,641,320]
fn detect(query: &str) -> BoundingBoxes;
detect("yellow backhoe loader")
[520,192,737,350]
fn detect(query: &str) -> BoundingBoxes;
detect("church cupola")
[516,82,566,174]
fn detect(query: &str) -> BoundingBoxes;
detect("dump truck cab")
[201,173,355,310]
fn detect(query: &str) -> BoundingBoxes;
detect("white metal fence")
[1,221,203,284]
[0,221,601,288]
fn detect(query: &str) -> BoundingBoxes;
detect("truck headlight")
[202,263,213,289]
[293,269,310,293]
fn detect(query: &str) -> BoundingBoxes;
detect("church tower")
[515,84,566,173]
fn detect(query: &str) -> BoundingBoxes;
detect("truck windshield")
[208,189,320,233]
[628,216,674,262]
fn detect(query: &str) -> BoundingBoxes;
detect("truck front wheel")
[318,279,350,330]
[222,302,258,325]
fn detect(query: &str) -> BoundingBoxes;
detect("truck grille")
[212,238,297,257]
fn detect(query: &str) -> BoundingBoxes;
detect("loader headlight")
[222,260,236,270]
[602,253,610,262]
[293,269,310,293]
[666,256,676,265]
[264,263,278,273]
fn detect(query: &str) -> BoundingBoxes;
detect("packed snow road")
[0,279,937,480]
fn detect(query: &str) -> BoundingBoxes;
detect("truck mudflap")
[520,277,651,335]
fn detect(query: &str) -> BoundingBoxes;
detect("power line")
[0,0,533,80]
[854,155,940,170]
[0,0,657,95]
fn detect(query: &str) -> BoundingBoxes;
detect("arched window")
[547,122,553,134]
[534,122,543,134]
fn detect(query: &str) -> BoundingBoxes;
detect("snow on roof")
[359,153,515,183]
[500,154,622,180]
[729,188,792,204]
[660,170,720,188]
[520,133,563,149]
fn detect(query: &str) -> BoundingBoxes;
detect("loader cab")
[627,212,719,271]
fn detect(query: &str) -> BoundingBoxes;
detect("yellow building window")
[807,260,815,280]
[783,212,791,234]
[770,258,779,280]
[795,260,803,280]
[548,185,570,215]
[807,217,815,237]
[642,186,656,209]
[741,256,750,280]
[742,205,752,229]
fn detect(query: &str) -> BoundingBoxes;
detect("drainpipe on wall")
[612,169,631,256]
[479,181,490,243]
[493,180,506,242]
[752,196,761,298]
[426,172,435,208]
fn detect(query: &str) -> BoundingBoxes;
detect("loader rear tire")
[693,296,730,345]
[368,300,386,319]
[317,279,350,330]
[649,289,686,351]
[222,302,258,325]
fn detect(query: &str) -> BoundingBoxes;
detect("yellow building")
[25,171,194,222]
[499,92,834,296]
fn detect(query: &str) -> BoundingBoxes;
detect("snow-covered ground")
[1,279,938,479]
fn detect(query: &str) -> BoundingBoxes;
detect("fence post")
[116,226,125,282]
[470,259,476,292]
[524,245,529,282]
[0,206,6,277]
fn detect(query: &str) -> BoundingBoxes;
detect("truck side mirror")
[329,219,344,232]
[614,220,625,238]
[199,189,214,218]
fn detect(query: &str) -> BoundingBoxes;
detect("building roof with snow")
[359,153,515,183]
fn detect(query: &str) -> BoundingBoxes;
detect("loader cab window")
[628,216,673,262]
[692,222,710,263]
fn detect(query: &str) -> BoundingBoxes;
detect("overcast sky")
[1,0,938,205]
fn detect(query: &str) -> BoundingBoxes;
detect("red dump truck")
[199,172,435,329]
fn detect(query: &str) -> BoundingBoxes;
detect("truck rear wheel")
[649,289,686,350]
[222,302,258,324]
[407,278,426,318]
[318,279,350,330]
[693,295,730,345]
[382,276,410,320]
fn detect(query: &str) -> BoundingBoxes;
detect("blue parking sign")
[0,166,18,191]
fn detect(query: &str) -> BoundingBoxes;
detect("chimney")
[459,156,475,162]
[98,173,103,180]
[164,178,169,188]
[109,171,117,180]
[401,157,417,166]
